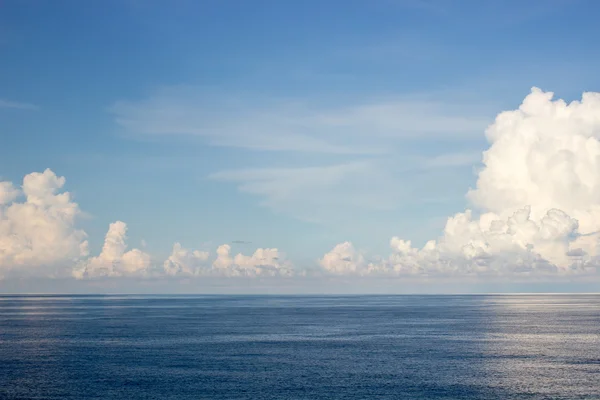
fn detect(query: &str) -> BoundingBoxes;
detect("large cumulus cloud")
[321,88,600,276]
[0,169,89,277]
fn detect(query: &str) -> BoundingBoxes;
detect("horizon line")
[1,292,600,296]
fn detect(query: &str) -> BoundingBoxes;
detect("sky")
[1,0,600,293]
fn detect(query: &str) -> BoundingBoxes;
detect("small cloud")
[231,240,252,244]
[212,244,292,277]
[73,221,151,279]
[0,99,39,110]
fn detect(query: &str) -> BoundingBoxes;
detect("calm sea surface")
[1,295,599,399]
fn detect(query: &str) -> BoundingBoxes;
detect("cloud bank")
[162,243,292,277]
[4,88,600,284]
[0,170,293,280]
[321,88,600,277]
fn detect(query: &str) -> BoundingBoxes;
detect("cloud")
[0,169,293,281]
[321,88,600,276]
[163,243,294,277]
[212,244,293,277]
[163,242,210,276]
[110,86,492,154]
[309,100,489,139]
[419,151,482,169]
[381,206,582,276]
[113,86,491,223]
[210,161,399,216]
[468,88,600,225]
[385,0,573,27]
[0,181,20,204]
[10,87,600,288]
[110,87,374,154]
[321,208,589,278]
[319,242,367,275]
[210,154,480,222]
[0,99,38,110]
[0,169,88,278]
[73,221,151,279]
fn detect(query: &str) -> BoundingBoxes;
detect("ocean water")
[1,295,599,399]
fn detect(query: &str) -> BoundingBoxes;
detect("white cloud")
[110,86,492,154]
[420,151,482,169]
[0,181,20,204]
[309,100,489,139]
[379,206,583,276]
[162,243,294,277]
[0,98,38,110]
[468,88,600,225]
[321,88,600,276]
[212,244,293,277]
[0,169,88,278]
[210,155,479,223]
[110,88,374,154]
[73,221,151,279]
[319,242,367,275]
[163,242,209,276]
[113,86,491,224]
[10,86,600,286]
[210,161,403,219]
[1,169,295,281]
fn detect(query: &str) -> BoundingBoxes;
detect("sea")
[1,295,599,399]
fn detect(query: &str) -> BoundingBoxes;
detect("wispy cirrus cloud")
[385,0,576,26]
[209,161,392,220]
[109,85,493,154]
[0,98,38,110]
[419,151,482,169]
[110,85,492,225]
[209,154,481,223]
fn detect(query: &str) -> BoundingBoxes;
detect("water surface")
[1,295,599,399]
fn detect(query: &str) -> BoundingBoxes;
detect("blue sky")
[2,0,600,292]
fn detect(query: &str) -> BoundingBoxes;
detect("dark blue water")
[1,295,599,399]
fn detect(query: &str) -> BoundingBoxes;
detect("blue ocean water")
[1,295,599,399]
